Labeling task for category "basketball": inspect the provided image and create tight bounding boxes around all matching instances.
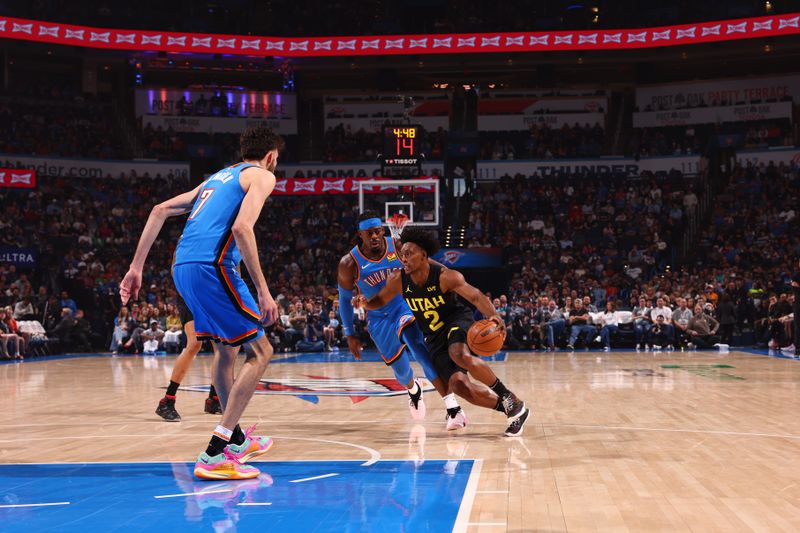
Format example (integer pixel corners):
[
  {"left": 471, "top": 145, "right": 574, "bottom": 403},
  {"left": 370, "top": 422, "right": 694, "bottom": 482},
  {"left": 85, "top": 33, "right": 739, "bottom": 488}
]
[{"left": 467, "top": 319, "right": 506, "bottom": 357}]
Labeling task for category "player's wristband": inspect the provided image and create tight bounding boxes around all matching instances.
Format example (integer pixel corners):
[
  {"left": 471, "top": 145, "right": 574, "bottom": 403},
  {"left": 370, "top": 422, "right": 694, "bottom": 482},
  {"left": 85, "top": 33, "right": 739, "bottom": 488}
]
[{"left": 338, "top": 285, "right": 355, "bottom": 336}]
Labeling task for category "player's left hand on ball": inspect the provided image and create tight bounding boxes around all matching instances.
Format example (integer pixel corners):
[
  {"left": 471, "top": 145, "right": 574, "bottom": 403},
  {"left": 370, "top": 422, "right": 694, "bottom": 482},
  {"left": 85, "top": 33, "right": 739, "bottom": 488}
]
[
  {"left": 489, "top": 315, "right": 506, "bottom": 331},
  {"left": 258, "top": 291, "right": 279, "bottom": 326}
]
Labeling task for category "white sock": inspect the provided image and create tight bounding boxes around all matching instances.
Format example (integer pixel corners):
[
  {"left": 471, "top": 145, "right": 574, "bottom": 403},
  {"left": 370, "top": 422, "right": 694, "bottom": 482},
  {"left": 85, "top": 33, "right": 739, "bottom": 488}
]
[
  {"left": 408, "top": 381, "right": 420, "bottom": 396},
  {"left": 443, "top": 393, "right": 459, "bottom": 409},
  {"left": 213, "top": 425, "right": 233, "bottom": 440}
]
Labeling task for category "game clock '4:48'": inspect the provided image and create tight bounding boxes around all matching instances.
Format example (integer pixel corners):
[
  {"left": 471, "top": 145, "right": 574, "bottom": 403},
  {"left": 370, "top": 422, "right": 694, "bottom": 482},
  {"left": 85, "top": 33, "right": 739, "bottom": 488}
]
[{"left": 382, "top": 125, "right": 422, "bottom": 177}]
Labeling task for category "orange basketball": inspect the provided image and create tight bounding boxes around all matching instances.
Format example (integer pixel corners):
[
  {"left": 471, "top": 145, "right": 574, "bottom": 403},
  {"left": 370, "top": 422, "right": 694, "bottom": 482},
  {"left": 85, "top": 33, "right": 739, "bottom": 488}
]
[{"left": 467, "top": 319, "right": 506, "bottom": 357}]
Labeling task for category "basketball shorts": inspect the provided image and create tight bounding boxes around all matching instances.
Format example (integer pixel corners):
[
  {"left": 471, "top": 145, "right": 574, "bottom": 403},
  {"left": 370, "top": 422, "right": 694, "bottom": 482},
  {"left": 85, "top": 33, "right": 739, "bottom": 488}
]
[
  {"left": 173, "top": 263, "right": 264, "bottom": 347},
  {"left": 366, "top": 301, "right": 416, "bottom": 365},
  {"left": 426, "top": 311, "right": 473, "bottom": 383},
  {"left": 176, "top": 291, "right": 193, "bottom": 324}
]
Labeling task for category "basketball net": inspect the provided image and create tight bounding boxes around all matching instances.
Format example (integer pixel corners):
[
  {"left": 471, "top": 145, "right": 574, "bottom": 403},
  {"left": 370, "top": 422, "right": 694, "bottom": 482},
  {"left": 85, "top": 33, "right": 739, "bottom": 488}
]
[{"left": 386, "top": 213, "right": 410, "bottom": 240}]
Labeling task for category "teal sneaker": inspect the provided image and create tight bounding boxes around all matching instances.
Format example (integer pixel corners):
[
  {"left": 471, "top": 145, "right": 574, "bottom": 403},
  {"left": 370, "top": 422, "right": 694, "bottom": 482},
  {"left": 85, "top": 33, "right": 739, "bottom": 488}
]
[{"left": 194, "top": 449, "right": 260, "bottom": 480}]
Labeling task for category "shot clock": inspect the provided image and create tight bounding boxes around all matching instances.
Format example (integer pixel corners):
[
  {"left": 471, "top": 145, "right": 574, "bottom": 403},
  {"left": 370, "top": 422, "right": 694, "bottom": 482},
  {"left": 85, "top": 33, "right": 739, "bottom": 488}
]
[{"left": 381, "top": 125, "right": 423, "bottom": 177}]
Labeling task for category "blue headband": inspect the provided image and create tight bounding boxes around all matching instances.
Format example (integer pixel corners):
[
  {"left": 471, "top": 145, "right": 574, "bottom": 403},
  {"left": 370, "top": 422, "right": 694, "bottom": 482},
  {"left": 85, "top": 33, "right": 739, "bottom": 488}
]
[{"left": 358, "top": 218, "right": 383, "bottom": 231}]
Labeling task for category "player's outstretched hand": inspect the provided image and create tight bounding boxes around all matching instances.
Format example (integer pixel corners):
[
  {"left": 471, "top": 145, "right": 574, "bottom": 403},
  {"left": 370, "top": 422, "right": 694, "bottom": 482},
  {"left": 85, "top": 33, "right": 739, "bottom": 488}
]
[
  {"left": 347, "top": 335, "right": 363, "bottom": 360},
  {"left": 119, "top": 268, "right": 142, "bottom": 305},
  {"left": 259, "top": 291, "right": 279, "bottom": 326}
]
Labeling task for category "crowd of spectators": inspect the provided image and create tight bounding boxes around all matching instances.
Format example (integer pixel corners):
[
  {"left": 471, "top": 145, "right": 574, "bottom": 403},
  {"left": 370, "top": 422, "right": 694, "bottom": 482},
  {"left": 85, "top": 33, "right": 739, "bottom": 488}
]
[
  {"left": 481, "top": 123, "right": 605, "bottom": 160},
  {"left": 140, "top": 124, "right": 300, "bottom": 164},
  {"left": 1, "top": 158, "right": 798, "bottom": 357},
  {"left": 490, "top": 160, "right": 800, "bottom": 353},
  {"left": 0, "top": 89, "right": 125, "bottom": 159},
  {"left": 628, "top": 120, "right": 795, "bottom": 157}
]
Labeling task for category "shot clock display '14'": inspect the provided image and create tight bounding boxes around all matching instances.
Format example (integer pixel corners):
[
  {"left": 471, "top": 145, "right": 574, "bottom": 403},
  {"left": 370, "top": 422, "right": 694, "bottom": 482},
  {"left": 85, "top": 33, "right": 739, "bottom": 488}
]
[{"left": 381, "top": 125, "right": 423, "bottom": 177}]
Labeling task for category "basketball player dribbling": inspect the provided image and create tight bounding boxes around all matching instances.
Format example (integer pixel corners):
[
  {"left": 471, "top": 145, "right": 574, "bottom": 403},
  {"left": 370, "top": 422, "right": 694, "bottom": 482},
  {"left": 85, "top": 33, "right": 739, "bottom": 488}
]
[
  {"left": 121, "top": 126, "right": 282, "bottom": 480},
  {"left": 363, "top": 227, "right": 530, "bottom": 436},
  {"left": 154, "top": 294, "right": 222, "bottom": 422},
  {"left": 337, "top": 212, "right": 468, "bottom": 429}
]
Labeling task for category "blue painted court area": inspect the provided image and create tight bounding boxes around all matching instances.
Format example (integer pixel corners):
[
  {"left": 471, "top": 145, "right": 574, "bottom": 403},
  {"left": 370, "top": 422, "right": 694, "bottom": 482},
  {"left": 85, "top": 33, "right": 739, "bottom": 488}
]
[{"left": 0, "top": 460, "right": 473, "bottom": 532}]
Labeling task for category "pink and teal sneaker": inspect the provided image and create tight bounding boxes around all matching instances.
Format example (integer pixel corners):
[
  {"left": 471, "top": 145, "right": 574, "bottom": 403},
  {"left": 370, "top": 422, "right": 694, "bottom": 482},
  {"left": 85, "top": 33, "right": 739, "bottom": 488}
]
[
  {"left": 194, "top": 449, "right": 260, "bottom": 480},
  {"left": 225, "top": 425, "right": 274, "bottom": 463}
]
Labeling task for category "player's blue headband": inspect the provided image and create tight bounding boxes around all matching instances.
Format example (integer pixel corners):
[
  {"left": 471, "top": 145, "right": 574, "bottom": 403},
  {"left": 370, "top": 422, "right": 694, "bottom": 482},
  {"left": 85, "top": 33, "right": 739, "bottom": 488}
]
[{"left": 358, "top": 218, "right": 383, "bottom": 231}]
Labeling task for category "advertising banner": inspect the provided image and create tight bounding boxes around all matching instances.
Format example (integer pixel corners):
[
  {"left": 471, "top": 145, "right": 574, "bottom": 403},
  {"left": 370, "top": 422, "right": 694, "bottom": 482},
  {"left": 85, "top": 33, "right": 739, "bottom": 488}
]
[
  {"left": 136, "top": 88, "right": 296, "bottom": 119},
  {"left": 1, "top": 15, "right": 798, "bottom": 57},
  {"left": 636, "top": 74, "right": 800, "bottom": 111},
  {"left": 633, "top": 101, "right": 792, "bottom": 127},
  {"left": 735, "top": 148, "right": 800, "bottom": 166},
  {"left": 142, "top": 114, "right": 298, "bottom": 135},
  {"left": 0, "top": 168, "right": 36, "bottom": 188},
  {"left": 0, "top": 247, "right": 37, "bottom": 268},
  {"left": 270, "top": 177, "right": 437, "bottom": 195},
  {"left": 0, "top": 154, "right": 189, "bottom": 179},
  {"left": 475, "top": 155, "right": 701, "bottom": 179}
]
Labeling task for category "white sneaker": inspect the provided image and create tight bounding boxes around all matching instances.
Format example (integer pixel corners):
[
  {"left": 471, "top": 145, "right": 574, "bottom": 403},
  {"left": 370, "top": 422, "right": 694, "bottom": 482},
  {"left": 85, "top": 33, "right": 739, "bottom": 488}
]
[
  {"left": 603, "top": 346, "right": 611, "bottom": 352},
  {"left": 653, "top": 345, "right": 662, "bottom": 351},
  {"left": 635, "top": 344, "right": 641, "bottom": 351},
  {"left": 446, "top": 408, "right": 468, "bottom": 430},
  {"left": 781, "top": 344, "right": 795, "bottom": 353},
  {"left": 408, "top": 382, "right": 426, "bottom": 420}
]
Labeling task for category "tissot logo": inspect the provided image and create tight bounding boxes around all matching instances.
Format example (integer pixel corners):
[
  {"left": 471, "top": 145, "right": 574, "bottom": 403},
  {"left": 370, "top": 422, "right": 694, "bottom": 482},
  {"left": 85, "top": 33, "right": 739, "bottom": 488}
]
[{"left": 179, "top": 376, "right": 432, "bottom": 404}]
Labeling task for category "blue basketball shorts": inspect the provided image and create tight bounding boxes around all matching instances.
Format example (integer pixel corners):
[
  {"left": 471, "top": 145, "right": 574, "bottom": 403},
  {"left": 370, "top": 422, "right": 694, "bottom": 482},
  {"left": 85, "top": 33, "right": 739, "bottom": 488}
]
[
  {"left": 173, "top": 263, "right": 264, "bottom": 346},
  {"left": 366, "top": 302, "right": 416, "bottom": 365}
]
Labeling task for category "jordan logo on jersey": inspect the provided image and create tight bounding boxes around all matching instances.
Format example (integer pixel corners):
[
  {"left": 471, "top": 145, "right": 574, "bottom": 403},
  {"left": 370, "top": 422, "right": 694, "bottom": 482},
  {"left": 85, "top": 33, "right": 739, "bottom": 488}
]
[{"left": 363, "top": 267, "right": 397, "bottom": 288}]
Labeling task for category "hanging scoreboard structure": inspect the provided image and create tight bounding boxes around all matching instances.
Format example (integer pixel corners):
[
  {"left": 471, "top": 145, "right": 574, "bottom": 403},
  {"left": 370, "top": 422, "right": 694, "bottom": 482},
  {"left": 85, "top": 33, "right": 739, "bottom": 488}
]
[{"left": 381, "top": 125, "right": 423, "bottom": 177}]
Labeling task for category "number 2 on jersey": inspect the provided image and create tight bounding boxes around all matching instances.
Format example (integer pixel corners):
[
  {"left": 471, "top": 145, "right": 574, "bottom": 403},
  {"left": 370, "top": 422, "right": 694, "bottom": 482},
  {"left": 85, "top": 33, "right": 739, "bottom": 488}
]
[
  {"left": 424, "top": 310, "right": 444, "bottom": 332},
  {"left": 188, "top": 189, "right": 214, "bottom": 220}
]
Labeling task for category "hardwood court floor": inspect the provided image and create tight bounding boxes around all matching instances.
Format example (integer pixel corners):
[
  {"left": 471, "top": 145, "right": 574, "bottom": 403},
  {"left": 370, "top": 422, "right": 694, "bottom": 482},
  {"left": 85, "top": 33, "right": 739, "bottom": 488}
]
[{"left": 1, "top": 349, "right": 799, "bottom": 532}]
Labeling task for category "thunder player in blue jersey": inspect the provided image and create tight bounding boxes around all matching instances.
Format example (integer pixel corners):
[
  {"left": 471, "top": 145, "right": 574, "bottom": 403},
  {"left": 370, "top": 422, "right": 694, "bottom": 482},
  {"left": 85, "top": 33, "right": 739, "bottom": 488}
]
[
  {"left": 121, "top": 126, "right": 281, "bottom": 480},
  {"left": 337, "top": 212, "right": 466, "bottom": 428}
]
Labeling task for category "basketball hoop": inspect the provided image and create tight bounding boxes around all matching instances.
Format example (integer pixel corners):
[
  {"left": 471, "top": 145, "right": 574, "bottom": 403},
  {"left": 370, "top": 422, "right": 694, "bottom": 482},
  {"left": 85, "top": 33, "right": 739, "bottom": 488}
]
[{"left": 387, "top": 213, "right": 410, "bottom": 240}]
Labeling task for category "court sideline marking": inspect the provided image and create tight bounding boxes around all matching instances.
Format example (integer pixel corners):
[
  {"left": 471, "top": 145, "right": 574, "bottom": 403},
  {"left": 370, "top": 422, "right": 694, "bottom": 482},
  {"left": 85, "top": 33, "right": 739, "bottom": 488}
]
[
  {"left": 452, "top": 459, "right": 483, "bottom": 533},
  {"left": 0, "top": 435, "right": 382, "bottom": 466},
  {"left": 0, "top": 502, "right": 70, "bottom": 509},
  {"left": 155, "top": 488, "right": 234, "bottom": 499},
  {"left": 289, "top": 473, "right": 339, "bottom": 483}
]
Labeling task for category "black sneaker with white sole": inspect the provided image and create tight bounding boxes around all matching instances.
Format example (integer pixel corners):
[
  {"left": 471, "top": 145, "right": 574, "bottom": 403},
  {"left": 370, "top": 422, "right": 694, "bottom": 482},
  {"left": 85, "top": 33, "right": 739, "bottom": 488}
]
[
  {"left": 501, "top": 392, "right": 525, "bottom": 418},
  {"left": 504, "top": 406, "right": 530, "bottom": 436},
  {"left": 156, "top": 398, "right": 181, "bottom": 422}
]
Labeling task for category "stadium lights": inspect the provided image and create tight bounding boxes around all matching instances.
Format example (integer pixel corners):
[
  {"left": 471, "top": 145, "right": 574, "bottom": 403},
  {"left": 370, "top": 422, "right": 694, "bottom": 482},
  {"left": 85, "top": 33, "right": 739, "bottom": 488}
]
[{"left": 765, "top": 1, "right": 773, "bottom": 14}]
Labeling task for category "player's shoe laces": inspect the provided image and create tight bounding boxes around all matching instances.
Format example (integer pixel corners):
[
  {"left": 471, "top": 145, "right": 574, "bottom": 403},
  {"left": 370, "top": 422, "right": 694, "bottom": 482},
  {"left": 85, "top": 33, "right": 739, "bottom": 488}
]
[
  {"left": 205, "top": 396, "right": 222, "bottom": 414},
  {"left": 501, "top": 392, "right": 525, "bottom": 419},
  {"left": 408, "top": 381, "right": 426, "bottom": 420},
  {"left": 446, "top": 407, "right": 468, "bottom": 430},
  {"left": 504, "top": 406, "right": 530, "bottom": 437},
  {"left": 155, "top": 398, "right": 181, "bottom": 422},
  {"left": 225, "top": 425, "right": 274, "bottom": 463},
  {"left": 194, "top": 449, "right": 260, "bottom": 480}
]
